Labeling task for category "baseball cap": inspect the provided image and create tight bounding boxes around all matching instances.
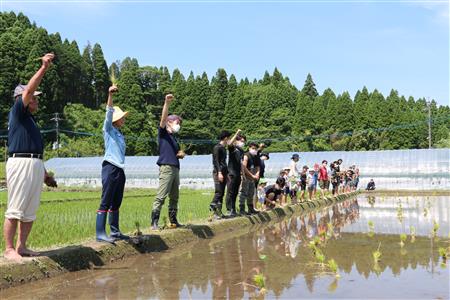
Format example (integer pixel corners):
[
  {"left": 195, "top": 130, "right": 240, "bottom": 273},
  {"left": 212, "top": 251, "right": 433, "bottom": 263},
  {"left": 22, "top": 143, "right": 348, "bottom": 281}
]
[
  {"left": 167, "top": 114, "right": 182, "bottom": 124},
  {"left": 291, "top": 153, "right": 300, "bottom": 160},
  {"left": 259, "top": 178, "right": 268, "bottom": 184},
  {"left": 14, "top": 84, "right": 42, "bottom": 98}
]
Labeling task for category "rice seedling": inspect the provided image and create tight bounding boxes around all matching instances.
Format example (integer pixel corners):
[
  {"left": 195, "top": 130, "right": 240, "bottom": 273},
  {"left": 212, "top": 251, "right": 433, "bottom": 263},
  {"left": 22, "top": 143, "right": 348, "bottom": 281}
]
[
  {"left": 410, "top": 226, "right": 416, "bottom": 243},
  {"left": 423, "top": 207, "right": 429, "bottom": 218},
  {"left": 133, "top": 221, "right": 142, "bottom": 236},
  {"left": 438, "top": 247, "right": 448, "bottom": 261},
  {"left": 327, "top": 259, "right": 340, "bottom": 277},
  {"left": 368, "top": 220, "right": 375, "bottom": 238},
  {"left": 399, "top": 234, "right": 407, "bottom": 248},
  {"left": 431, "top": 220, "right": 439, "bottom": 239},
  {"left": 259, "top": 254, "right": 267, "bottom": 260},
  {"left": 253, "top": 274, "right": 266, "bottom": 289},
  {"left": 396, "top": 203, "right": 403, "bottom": 223},
  {"left": 0, "top": 189, "right": 215, "bottom": 250},
  {"left": 110, "top": 71, "right": 118, "bottom": 85},
  {"left": 315, "top": 250, "right": 326, "bottom": 266},
  {"left": 373, "top": 242, "right": 382, "bottom": 263}
]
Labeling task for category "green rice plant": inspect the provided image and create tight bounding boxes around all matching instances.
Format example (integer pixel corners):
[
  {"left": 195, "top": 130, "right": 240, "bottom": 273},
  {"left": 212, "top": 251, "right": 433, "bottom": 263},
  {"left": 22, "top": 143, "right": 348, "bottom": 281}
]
[
  {"left": 367, "top": 220, "right": 375, "bottom": 238},
  {"left": 410, "top": 226, "right": 416, "bottom": 243},
  {"left": 259, "top": 254, "right": 267, "bottom": 260},
  {"left": 431, "top": 220, "right": 439, "bottom": 238},
  {"left": 438, "top": 247, "right": 448, "bottom": 261},
  {"left": 253, "top": 274, "right": 266, "bottom": 289},
  {"left": 396, "top": 203, "right": 403, "bottom": 223},
  {"left": 110, "top": 71, "right": 118, "bottom": 85},
  {"left": 373, "top": 242, "right": 382, "bottom": 263},
  {"left": 0, "top": 189, "right": 215, "bottom": 251},
  {"left": 399, "top": 234, "right": 407, "bottom": 248},
  {"left": 423, "top": 207, "right": 429, "bottom": 218},
  {"left": 327, "top": 259, "right": 340, "bottom": 277},
  {"left": 133, "top": 221, "right": 142, "bottom": 236}
]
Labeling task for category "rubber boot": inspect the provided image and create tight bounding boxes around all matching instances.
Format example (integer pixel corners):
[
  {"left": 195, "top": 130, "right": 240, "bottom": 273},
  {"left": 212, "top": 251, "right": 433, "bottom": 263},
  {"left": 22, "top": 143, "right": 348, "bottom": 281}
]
[
  {"left": 216, "top": 204, "right": 228, "bottom": 219},
  {"left": 151, "top": 211, "right": 160, "bottom": 230},
  {"left": 168, "top": 209, "right": 184, "bottom": 228},
  {"left": 247, "top": 204, "right": 259, "bottom": 215},
  {"left": 239, "top": 204, "right": 250, "bottom": 216},
  {"left": 210, "top": 205, "right": 221, "bottom": 220},
  {"left": 96, "top": 211, "right": 115, "bottom": 243},
  {"left": 108, "top": 210, "right": 130, "bottom": 240}
]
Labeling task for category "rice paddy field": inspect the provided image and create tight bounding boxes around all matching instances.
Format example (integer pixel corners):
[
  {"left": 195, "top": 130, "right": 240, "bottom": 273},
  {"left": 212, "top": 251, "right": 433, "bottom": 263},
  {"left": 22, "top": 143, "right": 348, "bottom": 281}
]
[
  {"left": 0, "top": 188, "right": 216, "bottom": 251},
  {"left": 0, "top": 186, "right": 336, "bottom": 252}
]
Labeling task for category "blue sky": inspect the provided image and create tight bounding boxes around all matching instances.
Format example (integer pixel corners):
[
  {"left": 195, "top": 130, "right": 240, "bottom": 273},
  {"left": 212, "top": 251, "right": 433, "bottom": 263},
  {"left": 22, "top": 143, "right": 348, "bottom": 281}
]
[{"left": 1, "top": 0, "right": 449, "bottom": 106}]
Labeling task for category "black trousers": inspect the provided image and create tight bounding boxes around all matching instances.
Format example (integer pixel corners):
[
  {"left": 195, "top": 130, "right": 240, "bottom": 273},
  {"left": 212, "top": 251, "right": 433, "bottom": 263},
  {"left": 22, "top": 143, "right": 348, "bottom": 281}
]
[
  {"left": 210, "top": 172, "right": 227, "bottom": 209},
  {"left": 225, "top": 173, "right": 241, "bottom": 212},
  {"left": 98, "top": 161, "right": 126, "bottom": 212}
]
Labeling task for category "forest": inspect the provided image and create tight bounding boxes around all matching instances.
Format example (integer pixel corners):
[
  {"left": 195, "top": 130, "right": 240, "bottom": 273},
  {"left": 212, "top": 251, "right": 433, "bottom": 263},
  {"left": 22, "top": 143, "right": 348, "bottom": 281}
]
[{"left": 1, "top": 12, "right": 449, "bottom": 159}]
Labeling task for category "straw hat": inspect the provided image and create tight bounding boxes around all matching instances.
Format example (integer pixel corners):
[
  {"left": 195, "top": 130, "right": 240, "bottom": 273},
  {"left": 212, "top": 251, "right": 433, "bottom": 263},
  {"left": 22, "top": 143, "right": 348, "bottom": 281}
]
[{"left": 112, "top": 106, "right": 129, "bottom": 123}]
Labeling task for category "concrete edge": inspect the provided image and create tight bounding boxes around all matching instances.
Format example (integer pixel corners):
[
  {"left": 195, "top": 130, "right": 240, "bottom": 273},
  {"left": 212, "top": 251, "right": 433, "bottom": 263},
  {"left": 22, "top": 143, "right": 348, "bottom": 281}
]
[{"left": 0, "top": 191, "right": 360, "bottom": 289}]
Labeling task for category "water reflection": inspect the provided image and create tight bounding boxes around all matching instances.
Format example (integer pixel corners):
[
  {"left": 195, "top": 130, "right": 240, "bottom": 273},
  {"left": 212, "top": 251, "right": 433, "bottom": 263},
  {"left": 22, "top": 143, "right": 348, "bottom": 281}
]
[{"left": 3, "top": 196, "right": 449, "bottom": 299}]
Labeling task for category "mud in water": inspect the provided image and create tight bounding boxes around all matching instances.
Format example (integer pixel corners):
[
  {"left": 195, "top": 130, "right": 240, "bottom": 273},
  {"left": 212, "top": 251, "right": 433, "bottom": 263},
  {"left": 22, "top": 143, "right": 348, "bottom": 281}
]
[{"left": 2, "top": 194, "right": 449, "bottom": 299}]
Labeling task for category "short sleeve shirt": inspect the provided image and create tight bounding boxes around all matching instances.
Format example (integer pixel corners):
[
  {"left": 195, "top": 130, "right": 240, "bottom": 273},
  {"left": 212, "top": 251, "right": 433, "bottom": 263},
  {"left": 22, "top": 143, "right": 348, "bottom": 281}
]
[
  {"left": 8, "top": 97, "right": 43, "bottom": 154},
  {"left": 156, "top": 126, "right": 180, "bottom": 168}
]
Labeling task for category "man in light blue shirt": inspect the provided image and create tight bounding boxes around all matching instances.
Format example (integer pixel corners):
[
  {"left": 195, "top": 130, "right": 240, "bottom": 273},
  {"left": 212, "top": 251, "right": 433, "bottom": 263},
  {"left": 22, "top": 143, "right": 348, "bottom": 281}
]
[{"left": 96, "top": 85, "right": 129, "bottom": 243}]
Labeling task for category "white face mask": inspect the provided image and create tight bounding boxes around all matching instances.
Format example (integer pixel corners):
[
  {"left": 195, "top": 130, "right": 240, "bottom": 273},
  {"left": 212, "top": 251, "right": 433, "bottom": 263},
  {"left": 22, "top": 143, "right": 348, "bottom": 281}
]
[
  {"left": 236, "top": 141, "right": 245, "bottom": 148},
  {"left": 249, "top": 149, "right": 258, "bottom": 156},
  {"left": 172, "top": 124, "right": 181, "bottom": 133}
]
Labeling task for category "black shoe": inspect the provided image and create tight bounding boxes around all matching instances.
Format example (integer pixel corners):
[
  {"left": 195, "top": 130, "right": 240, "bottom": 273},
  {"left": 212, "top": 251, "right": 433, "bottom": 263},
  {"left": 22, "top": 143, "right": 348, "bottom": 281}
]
[
  {"left": 247, "top": 204, "right": 259, "bottom": 215},
  {"left": 239, "top": 205, "right": 250, "bottom": 216},
  {"left": 169, "top": 209, "right": 184, "bottom": 228},
  {"left": 226, "top": 210, "right": 238, "bottom": 218},
  {"left": 151, "top": 211, "right": 160, "bottom": 230}
]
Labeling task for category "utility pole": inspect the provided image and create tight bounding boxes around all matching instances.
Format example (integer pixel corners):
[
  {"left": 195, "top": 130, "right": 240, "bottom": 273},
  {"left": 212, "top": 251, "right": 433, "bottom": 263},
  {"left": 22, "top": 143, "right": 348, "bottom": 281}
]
[
  {"left": 427, "top": 98, "right": 432, "bottom": 149},
  {"left": 51, "top": 112, "right": 63, "bottom": 157}
]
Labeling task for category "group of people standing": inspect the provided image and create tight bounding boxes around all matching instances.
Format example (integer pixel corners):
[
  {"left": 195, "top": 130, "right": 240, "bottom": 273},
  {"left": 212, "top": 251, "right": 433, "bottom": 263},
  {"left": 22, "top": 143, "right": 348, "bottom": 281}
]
[
  {"left": 2, "top": 53, "right": 361, "bottom": 261},
  {"left": 256, "top": 157, "right": 359, "bottom": 211},
  {"left": 210, "top": 131, "right": 270, "bottom": 219},
  {"left": 2, "top": 53, "right": 188, "bottom": 257}
]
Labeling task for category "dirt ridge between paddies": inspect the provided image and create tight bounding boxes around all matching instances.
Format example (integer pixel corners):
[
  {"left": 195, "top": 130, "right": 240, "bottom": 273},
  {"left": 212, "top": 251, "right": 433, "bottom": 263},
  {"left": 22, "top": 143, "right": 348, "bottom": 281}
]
[{"left": 0, "top": 191, "right": 359, "bottom": 290}]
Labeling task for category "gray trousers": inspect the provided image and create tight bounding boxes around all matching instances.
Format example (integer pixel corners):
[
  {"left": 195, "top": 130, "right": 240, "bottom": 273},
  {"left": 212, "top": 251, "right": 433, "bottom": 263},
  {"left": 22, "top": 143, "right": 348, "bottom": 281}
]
[
  {"left": 239, "top": 177, "right": 255, "bottom": 206},
  {"left": 152, "top": 165, "right": 180, "bottom": 213}
]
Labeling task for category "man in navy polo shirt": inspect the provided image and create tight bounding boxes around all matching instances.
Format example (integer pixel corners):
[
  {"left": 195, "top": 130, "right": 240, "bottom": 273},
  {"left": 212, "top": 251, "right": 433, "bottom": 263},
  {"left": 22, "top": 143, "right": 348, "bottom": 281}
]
[
  {"left": 3, "top": 53, "right": 57, "bottom": 262},
  {"left": 151, "top": 94, "right": 185, "bottom": 230}
]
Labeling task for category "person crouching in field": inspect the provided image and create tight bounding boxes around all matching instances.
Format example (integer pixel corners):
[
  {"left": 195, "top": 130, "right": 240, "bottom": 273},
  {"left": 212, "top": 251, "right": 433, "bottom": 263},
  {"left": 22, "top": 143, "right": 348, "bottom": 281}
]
[
  {"left": 264, "top": 177, "right": 286, "bottom": 210},
  {"left": 96, "top": 85, "right": 129, "bottom": 243},
  {"left": 3, "top": 53, "right": 57, "bottom": 261},
  {"left": 151, "top": 94, "right": 185, "bottom": 230}
]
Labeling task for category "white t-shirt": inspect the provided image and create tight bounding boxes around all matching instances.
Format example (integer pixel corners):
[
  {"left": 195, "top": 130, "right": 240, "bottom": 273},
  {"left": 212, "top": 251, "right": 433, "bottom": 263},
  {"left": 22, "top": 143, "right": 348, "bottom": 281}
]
[{"left": 288, "top": 160, "right": 299, "bottom": 177}]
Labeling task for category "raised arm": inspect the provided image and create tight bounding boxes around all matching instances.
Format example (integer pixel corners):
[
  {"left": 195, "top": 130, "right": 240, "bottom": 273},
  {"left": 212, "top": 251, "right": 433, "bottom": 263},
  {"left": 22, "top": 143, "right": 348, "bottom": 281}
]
[
  {"left": 107, "top": 85, "right": 118, "bottom": 107},
  {"left": 22, "top": 53, "right": 54, "bottom": 106},
  {"left": 103, "top": 86, "right": 118, "bottom": 132},
  {"left": 227, "top": 129, "right": 242, "bottom": 145},
  {"left": 160, "top": 94, "right": 174, "bottom": 128}
]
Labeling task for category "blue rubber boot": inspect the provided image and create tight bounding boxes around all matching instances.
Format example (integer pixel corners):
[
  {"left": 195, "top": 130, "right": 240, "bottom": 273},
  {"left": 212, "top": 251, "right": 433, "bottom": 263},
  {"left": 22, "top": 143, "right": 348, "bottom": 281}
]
[
  {"left": 96, "top": 211, "right": 116, "bottom": 243},
  {"left": 108, "top": 210, "right": 130, "bottom": 240}
]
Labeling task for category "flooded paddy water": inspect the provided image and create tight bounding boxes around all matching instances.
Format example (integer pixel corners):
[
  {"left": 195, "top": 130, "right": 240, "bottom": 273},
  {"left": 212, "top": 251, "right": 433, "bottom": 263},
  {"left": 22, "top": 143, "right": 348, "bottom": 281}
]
[{"left": 2, "top": 193, "right": 449, "bottom": 299}]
